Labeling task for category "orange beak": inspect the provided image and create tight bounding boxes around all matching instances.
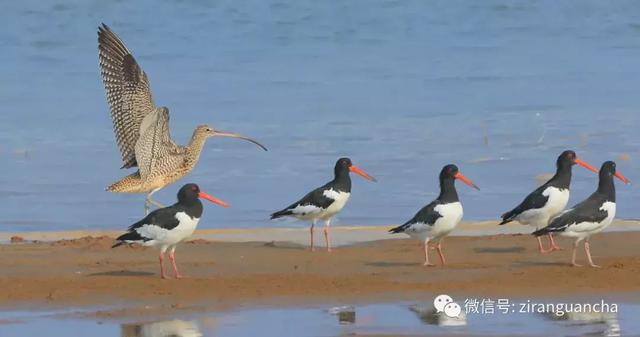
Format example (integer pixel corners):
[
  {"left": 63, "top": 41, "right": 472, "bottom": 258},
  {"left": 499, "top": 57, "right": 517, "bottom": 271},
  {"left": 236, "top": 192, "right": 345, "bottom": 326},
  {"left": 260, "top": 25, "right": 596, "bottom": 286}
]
[
  {"left": 614, "top": 171, "right": 631, "bottom": 184},
  {"left": 349, "top": 165, "right": 377, "bottom": 182},
  {"left": 574, "top": 158, "right": 599, "bottom": 174},
  {"left": 454, "top": 172, "right": 480, "bottom": 190},
  {"left": 198, "top": 191, "right": 230, "bottom": 208}
]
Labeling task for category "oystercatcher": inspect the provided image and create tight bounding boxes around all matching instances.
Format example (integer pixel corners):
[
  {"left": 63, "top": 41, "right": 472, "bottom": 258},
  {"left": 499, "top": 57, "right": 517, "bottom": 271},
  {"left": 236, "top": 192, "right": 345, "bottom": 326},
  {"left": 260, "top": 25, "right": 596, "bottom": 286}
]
[
  {"left": 112, "top": 183, "right": 228, "bottom": 279},
  {"left": 533, "top": 161, "right": 629, "bottom": 267},
  {"left": 270, "top": 157, "right": 376, "bottom": 252},
  {"left": 389, "top": 164, "right": 479, "bottom": 266},
  {"left": 499, "top": 150, "right": 598, "bottom": 253}
]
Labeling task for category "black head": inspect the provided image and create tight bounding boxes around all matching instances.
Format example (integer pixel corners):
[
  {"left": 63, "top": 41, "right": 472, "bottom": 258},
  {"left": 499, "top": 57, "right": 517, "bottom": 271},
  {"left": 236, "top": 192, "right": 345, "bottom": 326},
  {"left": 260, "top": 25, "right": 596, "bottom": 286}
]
[
  {"left": 439, "top": 164, "right": 479, "bottom": 190},
  {"left": 440, "top": 164, "right": 459, "bottom": 180},
  {"left": 556, "top": 150, "right": 598, "bottom": 173},
  {"left": 557, "top": 150, "right": 577, "bottom": 169},
  {"left": 177, "top": 183, "right": 200, "bottom": 203},
  {"left": 176, "top": 183, "right": 230, "bottom": 208},
  {"left": 600, "top": 161, "right": 630, "bottom": 184},
  {"left": 335, "top": 157, "right": 353, "bottom": 174},
  {"left": 334, "top": 157, "right": 377, "bottom": 182}
]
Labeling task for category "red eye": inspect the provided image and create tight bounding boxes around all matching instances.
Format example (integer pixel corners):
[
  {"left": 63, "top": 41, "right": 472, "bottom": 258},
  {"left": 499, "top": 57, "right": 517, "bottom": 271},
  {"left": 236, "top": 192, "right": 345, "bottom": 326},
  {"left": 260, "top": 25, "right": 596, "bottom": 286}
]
[{"left": 191, "top": 186, "right": 197, "bottom": 191}]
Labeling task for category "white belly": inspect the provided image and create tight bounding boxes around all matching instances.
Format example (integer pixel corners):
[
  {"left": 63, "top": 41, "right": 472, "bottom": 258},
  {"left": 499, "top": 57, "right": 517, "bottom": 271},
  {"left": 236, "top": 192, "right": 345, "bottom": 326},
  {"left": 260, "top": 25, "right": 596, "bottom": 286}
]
[
  {"left": 562, "top": 202, "right": 616, "bottom": 239},
  {"left": 319, "top": 189, "right": 350, "bottom": 220},
  {"left": 406, "top": 202, "right": 463, "bottom": 241},
  {"left": 516, "top": 187, "right": 569, "bottom": 228},
  {"left": 288, "top": 190, "right": 350, "bottom": 221},
  {"left": 136, "top": 212, "right": 200, "bottom": 248}
]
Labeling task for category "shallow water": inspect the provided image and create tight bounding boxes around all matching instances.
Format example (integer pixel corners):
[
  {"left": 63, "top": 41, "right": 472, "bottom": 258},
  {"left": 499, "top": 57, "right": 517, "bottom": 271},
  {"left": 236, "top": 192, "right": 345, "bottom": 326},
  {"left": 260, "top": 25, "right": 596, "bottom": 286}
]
[
  {"left": 2, "top": 298, "right": 636, "bottom": 337},
  {"left": 1, "top": 1, "right": 640, "bottom": 231}
]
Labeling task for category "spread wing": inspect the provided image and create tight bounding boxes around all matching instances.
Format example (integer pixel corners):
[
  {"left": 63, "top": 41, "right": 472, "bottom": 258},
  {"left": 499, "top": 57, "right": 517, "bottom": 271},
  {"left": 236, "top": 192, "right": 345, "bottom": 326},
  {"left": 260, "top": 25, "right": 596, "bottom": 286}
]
[
  {"left": 98, "top": 23, "right": 156, "bottom": 169},
  {"left": 134, "top": 107, "right": 184, "bottom": 179}
]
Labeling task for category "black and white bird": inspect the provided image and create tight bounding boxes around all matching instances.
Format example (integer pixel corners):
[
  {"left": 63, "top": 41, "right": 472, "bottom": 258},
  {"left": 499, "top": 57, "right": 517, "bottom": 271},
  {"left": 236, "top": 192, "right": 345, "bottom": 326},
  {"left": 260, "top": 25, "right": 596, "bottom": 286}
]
[
  {"left": 499, "top": 150, "right": 598, "bottom": 253},
  {"left": 112, "top": 183, "right": 228, "bottom": 279},
  {"left": 533, "top": 161, "right": 629, "bottom": 267},
  {"left": 270, "top": 158, "right": 376, "bottom": 252},
  {"left": 389, "top": 164, "right": 479, "bottom": 266}
]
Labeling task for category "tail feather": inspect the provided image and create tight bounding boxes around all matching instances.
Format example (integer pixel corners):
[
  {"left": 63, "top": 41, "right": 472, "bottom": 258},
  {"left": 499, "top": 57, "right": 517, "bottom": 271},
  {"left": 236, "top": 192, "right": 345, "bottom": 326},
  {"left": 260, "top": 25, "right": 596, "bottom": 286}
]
[
  {"left": 270, "top": 209, "right": 292, "bottom": 220},
  {"left": 389, "top": 224, "right": 407, "bottom": 234},
  {"left": 532, "top": 225, "right": 563, "bottom": 237},
  {"left": 111, "top": 231, "right": 144, "bottom": 248},
  {"left": 499, "top": 210, "right": 517, "bottom": 225},
  {"left": 111, "top": 241, "right": 125, "bottom": 248},
  {"left": 532, "top": 227, "right": 549, "bottom": 237}
]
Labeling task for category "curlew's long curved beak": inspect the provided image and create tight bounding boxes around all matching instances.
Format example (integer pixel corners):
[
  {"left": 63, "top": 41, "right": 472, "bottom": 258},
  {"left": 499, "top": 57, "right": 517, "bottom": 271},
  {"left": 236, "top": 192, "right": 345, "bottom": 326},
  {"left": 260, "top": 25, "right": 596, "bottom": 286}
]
[
  {"left": 614, "top": 171, "right": 631, "bottom": 184},
  {"left": 574, "top": 158, "right": 599, "bottom": 174},
  {"left": 454, "top": 172, "right": 480, "bottom": 190},
  {"left": 213, "top": 130, "right": 268, "bottom": 151},
  {"left": 198, "top": 191, "right": 230, "bottom": 208},
  {"left": 349, "top": 165, "right": 377, "bottom": 182}
]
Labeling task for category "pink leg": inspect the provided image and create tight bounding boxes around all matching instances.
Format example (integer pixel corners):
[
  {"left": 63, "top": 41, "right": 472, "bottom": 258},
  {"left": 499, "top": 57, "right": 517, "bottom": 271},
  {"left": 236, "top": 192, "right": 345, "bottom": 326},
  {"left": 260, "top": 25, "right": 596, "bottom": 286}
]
[
  {"left": 548, "top": 234, "right": 562, "bottom": 251},
  {"left": 423, "top": 239, "right": 434, "bottom": 267},
  {"left": 309, "top": 221, "right": 315, "bottom": 252},
  {"left": 323, "top": 219, "right": 332, "bottom": 253},
  {"left": 584, "top": 240, "right": 601, "bottom": 268},
  {"left": 159, "top": 252, "right": 167, "bottom": 279},
  {"left": 571, "top": 240, "right": 582, "bottom": 267},
  {"left": 169, "top": 248, "right": 184, "bottom": 279},
  {"left": 537, "top": 236, "right": 552, "bottom": 254},
  {"left": 436, "top": 241, "right": 446, "bottom": 265}
]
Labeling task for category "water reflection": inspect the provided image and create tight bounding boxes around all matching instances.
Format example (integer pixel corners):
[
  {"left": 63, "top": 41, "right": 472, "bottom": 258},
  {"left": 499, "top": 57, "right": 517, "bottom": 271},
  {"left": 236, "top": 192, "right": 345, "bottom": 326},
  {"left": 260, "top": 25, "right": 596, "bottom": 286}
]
[
  {"left": 328, "top": 306, "right": 356, "bottom": 325},
  {"left": 3, "top": 300, "right": 638, "bottom": 337},
  {"left": 409, "top": 304, "right": 467, "bottom": 327},
  {"left": 544, "top": 311, "right": 621, "bottom": 337},
  {"left": 121, "top": 319, "right": 202, "bottom": 337}
]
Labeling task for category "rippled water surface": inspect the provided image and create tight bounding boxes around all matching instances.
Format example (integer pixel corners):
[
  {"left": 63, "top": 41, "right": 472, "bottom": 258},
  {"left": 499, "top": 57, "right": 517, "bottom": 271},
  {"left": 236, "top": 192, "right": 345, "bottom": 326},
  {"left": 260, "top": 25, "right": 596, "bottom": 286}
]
[{"left": 1, "top": 1, "right": 640, "bottom": 230}]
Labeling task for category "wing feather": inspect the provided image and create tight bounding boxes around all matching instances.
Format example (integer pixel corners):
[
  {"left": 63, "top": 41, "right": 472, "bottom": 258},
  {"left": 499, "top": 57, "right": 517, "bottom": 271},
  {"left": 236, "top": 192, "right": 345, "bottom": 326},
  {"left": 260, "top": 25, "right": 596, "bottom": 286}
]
[{"left": 98, "top": 24, "right": 156, "bottom": 169}]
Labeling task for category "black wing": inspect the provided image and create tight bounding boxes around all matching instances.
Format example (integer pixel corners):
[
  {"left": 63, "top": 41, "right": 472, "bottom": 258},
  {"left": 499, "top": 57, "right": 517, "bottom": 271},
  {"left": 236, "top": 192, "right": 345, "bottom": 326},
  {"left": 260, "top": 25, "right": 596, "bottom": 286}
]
[
  {"left": 500, "top": 185, "right": 551, "bottom": 225},
  {"left": 390, "top": 200, "right": 442, "bottom": 233},
  {"left": 113, "top": 206, "right": 180, "bottom": 246},
  {"left": 271, "top": 183, "right": 335, "bottom": 219},
  {"left": 533, "top": 193, "right": 608, "bottom": 236}
]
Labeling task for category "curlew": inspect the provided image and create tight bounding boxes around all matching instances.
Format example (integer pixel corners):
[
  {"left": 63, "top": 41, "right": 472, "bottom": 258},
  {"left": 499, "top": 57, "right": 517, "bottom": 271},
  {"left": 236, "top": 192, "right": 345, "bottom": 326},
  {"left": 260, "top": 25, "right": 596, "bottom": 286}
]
[{"left": 97, "top": 24, "right": 267, "bottom": 213}]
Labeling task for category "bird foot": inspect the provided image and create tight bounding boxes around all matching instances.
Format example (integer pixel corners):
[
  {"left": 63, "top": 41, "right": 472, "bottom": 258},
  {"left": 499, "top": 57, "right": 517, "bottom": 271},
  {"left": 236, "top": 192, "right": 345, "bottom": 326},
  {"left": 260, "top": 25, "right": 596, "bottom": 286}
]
[
  {"left": 589, "top": 264, "right": 602, "bottom": 268},
  {"left": 423, "top": 262, "right": 436, "bottom": 267},
  {"left": 550, "top": 245, "right": 563, "bottom": 252},
  {"left": 174, "top": 274, "right": 185, "bottom": 279},
  {"left": 539, "top": 248, "right": 553, "bottom": 254},
  {"left": 571, "top": 263, "right": 583, "bottom": 267}
]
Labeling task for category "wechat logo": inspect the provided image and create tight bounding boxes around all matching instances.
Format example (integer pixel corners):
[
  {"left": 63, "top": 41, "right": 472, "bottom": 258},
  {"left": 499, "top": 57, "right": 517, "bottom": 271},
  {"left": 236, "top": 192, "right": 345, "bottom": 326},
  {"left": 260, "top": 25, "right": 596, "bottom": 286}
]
[{"left": 433, "top": 294, "right": 462, "bottom": 318}]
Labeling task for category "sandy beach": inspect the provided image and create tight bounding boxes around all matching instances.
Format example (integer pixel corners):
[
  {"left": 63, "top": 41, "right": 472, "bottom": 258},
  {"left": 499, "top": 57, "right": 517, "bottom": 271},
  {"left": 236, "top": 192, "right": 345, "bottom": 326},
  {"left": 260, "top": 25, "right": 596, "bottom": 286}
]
[{"left": 1, "top": 222, "right": 639, "bottom": 315}]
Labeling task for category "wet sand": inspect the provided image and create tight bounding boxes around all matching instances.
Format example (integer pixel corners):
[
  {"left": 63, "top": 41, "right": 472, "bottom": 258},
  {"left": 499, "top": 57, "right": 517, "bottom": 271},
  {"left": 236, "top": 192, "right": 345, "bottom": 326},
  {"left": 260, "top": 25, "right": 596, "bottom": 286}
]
[{"left": 1, "top": 224, "right": 639, "bottom": 314}]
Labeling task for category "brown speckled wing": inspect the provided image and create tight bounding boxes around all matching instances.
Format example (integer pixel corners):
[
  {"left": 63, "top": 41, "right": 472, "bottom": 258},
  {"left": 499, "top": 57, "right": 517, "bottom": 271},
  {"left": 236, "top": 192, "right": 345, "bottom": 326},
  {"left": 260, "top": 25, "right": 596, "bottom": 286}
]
[{"left": 98, "top": 23, "right": 156, "bottom": 169}]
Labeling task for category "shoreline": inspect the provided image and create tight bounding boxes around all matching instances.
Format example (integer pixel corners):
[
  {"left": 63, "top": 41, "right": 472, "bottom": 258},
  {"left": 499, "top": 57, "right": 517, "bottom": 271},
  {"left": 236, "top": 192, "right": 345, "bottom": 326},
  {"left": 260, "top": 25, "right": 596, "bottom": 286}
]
[
  {"left": 2, "top": 219, "right": 639, "bottom": 246},
  {"left": 1, "top": 228, "right": 639, "bottom": 315}
]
